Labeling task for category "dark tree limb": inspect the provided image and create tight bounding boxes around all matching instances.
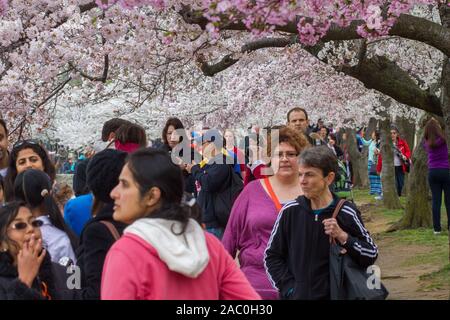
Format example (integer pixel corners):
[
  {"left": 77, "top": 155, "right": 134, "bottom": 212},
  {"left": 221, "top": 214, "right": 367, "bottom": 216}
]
[
  {"left": 198, "top": 33, "right": 442, "bottom": 116},
  {"left": 68, "top": 55, "right": 109, "bottom": 83},
  {"left": 8, "top": 77, "right": 72, "bottom": 137},
  {"left": 198, "top": 36, "right": 296, "bottom": 76},
  {"left": 339, "top": 55, "right": 442, "bottom": 116}
]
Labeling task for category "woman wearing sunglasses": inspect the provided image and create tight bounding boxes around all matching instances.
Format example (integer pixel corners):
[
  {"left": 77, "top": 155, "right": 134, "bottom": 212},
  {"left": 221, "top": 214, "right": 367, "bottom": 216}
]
[
  {"left": 0, "top": 202, "right": 71, "bottom": 299},
  {"left": 13, "top": 169, "right": 78, "bottom": 266},
  {"left": 3, "top": 140, "right": 56, "bottom": 202},
  {"left": 101, "top": 149, "right": 260, "bottom": 300}
]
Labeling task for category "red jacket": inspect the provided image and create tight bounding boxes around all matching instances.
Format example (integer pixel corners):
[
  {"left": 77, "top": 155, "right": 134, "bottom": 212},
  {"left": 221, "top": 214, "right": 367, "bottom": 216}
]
[{"left": 377, "top": 137, "right": 411, "bottom": 174}]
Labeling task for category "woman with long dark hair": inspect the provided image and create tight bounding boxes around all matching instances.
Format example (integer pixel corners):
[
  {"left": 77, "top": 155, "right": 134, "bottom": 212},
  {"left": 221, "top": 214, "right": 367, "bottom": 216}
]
[
  {"left": 159, "top": 117, "right": 199, "bottom": 195},
  {"left": 101, "top": 149, "right": 260, "bottom": 299},
  {"left": 3, "top": 140, "right": 56, "bottom": 202},
  {"left": 161, "top": 117, "right": 185, "bottom": 152},
  {"left": 423, "top": 118, "right": 450, "bottom": 234},
  {"left": 14, "top": 169, "right": 78, "bottom": 265}
]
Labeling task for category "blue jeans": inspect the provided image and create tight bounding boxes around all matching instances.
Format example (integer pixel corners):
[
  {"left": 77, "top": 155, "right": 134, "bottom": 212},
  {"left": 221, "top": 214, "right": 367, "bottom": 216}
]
[
  {"left": 428, "top": 169, "right": 450, "bottom": 232},
  {"left": 395, "top": 166, "right": 405, "bottom": 196},
  {"left": 206, "top": 227, "right": 224, "bottom": 240}
]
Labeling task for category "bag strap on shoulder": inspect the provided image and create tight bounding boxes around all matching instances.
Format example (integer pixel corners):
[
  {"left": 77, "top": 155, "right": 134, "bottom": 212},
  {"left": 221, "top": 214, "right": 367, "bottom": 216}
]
[
  {"left": 330, "top": 199, "right": 346, "bottom": 244},
  {"left": 263, "top": 177, "right": 282, "bottom": 212},
  {"left": 99, "top": 220, "right": 120, "bottom": 241}
]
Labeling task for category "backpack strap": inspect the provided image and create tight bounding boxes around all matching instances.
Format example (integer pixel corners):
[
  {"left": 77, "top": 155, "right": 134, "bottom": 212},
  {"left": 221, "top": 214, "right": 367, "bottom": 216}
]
[
  {"left": 329, "top": 199, "right": 346, "bottom": 244},
  {"left": 100, "top": 220, "right": 120, "bottom": 241},
  {"left": 263, "top": 177, "right": 282, "bottom": 212}
]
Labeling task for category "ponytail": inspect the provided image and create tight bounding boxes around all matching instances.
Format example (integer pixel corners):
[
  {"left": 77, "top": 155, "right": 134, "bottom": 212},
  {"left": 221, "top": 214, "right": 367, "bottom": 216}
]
[{"left": 14, "top": 169, "right": 79, "bottom": 250}]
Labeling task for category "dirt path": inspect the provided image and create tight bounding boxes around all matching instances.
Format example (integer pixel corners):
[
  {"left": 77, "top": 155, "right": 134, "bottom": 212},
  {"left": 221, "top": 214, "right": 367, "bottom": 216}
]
[
  {"left": 359, "top": 203, "right": 449, "bottom": 300},
  {"left": 376, "top": 238, "right": 448, "bottom": 300}
]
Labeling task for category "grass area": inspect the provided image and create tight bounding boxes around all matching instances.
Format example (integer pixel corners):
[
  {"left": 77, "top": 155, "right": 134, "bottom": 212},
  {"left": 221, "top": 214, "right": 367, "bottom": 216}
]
[
  {"left": 351, "top": 188, "right": 404, "bottom": 225},
  {"left": 387, "top": 229, "right": 449, "bottom": 267},
  {"left": 352, "top": 188, "right": 449, "bottom": 294}
]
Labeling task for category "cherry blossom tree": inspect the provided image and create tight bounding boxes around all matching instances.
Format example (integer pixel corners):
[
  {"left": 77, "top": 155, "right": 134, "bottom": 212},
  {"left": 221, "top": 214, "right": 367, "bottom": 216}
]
[{"left": 1, "top": 1, "right": 448, "bottom": 135}]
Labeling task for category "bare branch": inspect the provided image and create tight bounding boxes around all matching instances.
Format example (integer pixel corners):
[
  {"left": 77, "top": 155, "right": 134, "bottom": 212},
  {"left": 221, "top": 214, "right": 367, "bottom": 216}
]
[
  {"left": 198, "top": 36, "right": 296, "bottom": 76},
  {"left": 8, "top": 77, "right": 72, "bottom": 137},
  {"left": 69, "top": 55, "right": 109, "bottom": 83}
]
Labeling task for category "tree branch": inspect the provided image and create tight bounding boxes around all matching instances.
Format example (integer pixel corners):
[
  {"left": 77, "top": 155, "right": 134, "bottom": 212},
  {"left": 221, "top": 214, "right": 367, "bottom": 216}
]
[
  {"left": 339, "top": 55, "right": 442, "bottom": 116},
  {"left": 180, "top": 6, "right": 450, "bottom": 57},
  {"left": 197, "top": 37, "right": 296, "bottom": 76},
  {"left": 191, "top": 10, "right": 443, "bottom": 116},
  {"left": 0, "top": 2, "right": 97, "bottom": 58},
  {"left": 8, "top": 77, "right": 72, "bottom": 137},
  {"left": 68, "top": 55, "right": 109, "bottom": 83},
  {"left": 201, "top": 33, "right": 442, "bottom": 116}
]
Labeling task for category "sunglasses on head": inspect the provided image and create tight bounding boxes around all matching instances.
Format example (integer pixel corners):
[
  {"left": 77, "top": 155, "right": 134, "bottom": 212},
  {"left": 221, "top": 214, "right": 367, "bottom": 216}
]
[
  {"left": 10, "top": 219, "right": 43, "bottom": 231},
  {"left": 12, "top": 139, "right": 41, "bottom": 150}
]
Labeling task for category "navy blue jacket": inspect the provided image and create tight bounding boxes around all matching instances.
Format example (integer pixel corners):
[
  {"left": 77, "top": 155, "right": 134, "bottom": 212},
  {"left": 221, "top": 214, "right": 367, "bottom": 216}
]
[{"left": 191, "top": 154, "right": 234, "bottom": 228}]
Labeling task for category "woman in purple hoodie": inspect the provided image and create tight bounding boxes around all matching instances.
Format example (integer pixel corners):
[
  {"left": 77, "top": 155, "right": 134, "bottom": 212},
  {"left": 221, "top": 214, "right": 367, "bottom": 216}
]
[
  {"left": 222, "top": 126, "right": 310, "bottom": 299},
  {"left": 423, "top": 118, "right": 450, "bottom": 234}
]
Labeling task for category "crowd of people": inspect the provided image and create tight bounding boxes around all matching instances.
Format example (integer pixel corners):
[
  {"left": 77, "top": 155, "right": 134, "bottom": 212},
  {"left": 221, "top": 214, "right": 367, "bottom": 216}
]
[{"left": 0, "top": 108, "right": 448, "bottom": 300}]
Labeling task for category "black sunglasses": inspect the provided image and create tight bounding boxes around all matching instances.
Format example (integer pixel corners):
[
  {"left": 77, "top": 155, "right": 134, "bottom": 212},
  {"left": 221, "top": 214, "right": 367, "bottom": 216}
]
[
  {"left": 10, "top": 219, "right": 43, "bottom": 231},
  {"left": 12, "top": 139, "right": 41, "bottom": 150}
]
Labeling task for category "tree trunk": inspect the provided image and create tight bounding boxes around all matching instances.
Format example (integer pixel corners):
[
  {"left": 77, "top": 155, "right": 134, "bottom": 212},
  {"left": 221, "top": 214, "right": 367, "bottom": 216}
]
[
  {"left": 379, "top": 107, "right": 402, "bottom": 209},
  {"left": 396, "top": 117, "right": 416, "bottom": 196},
  {"left": 344, "top": 128, "right": 368, "bottom": 188},
  {"left": 393, "top": 114, "right": 432, "bottom": 230},
  {"left": 364, "top": 117, "right": 378, "bottom": 140}
]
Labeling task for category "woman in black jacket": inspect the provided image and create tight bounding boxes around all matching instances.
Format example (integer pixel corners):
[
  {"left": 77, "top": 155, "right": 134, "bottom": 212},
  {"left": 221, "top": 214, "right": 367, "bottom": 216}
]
[
  {"left": 0, "top": 201, "right": 72, "bottom": 300},
  {"left": 75, "top": 149, "right": 127, "bottom": 299}
]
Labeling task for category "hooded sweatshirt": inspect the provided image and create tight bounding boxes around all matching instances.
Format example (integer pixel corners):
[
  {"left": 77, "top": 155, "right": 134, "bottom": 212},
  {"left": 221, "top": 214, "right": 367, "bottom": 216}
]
[{"left": 101, "top": 218, "right": 260, "bottom": 300}]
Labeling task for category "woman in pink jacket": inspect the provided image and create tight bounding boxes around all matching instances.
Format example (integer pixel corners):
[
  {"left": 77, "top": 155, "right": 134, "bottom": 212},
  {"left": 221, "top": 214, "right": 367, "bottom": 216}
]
[{"left": 101, "top": 149, "right": 260, "bottom": 300}]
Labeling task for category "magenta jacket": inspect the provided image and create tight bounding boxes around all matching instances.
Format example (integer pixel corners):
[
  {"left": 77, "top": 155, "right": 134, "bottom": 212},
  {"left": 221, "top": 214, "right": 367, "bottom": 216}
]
[{"left": 222, "top": 180, "right": 284, "bottom": 300}]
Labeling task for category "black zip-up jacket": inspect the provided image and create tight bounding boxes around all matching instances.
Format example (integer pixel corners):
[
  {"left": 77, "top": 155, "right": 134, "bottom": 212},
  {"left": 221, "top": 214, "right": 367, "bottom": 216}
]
[
  {"left": 264, "top": 194, "right": 378, "bottom": 300},
  {"left": 0, "top": 251, "right": 75, "bottom": 300}
]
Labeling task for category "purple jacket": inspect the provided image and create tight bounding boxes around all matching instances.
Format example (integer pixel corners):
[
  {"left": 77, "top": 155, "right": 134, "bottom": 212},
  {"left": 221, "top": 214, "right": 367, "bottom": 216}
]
[
  {"left": 222, "top": 180, "right": 285, "bottom": 300},
  {"left": 423, "top": 137, "right": 449, "bottom": 169}
]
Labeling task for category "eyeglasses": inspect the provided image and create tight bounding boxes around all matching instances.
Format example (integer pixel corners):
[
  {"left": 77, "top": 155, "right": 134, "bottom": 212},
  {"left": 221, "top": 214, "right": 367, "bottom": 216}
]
[
  {"left": 274, "top": 152, "right": 299, "bottom": 159},
  {"left": 12, "top": 139, "right": 41, "bottom": 150},
  {"left": 9, "top": 219, "right": 43, "bottom": 231}
]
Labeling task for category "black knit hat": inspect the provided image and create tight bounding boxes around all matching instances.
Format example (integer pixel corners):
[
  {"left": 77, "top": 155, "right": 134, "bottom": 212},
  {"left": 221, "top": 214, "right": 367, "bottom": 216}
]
[{"left": 86, "top": 149, "right": 127, "bottom": 203}]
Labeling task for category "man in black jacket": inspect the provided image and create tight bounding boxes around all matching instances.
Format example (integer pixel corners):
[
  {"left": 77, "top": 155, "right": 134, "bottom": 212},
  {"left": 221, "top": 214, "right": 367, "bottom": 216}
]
[{"left": 264, "top": 146, "right": 378, "bottom": 300}]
